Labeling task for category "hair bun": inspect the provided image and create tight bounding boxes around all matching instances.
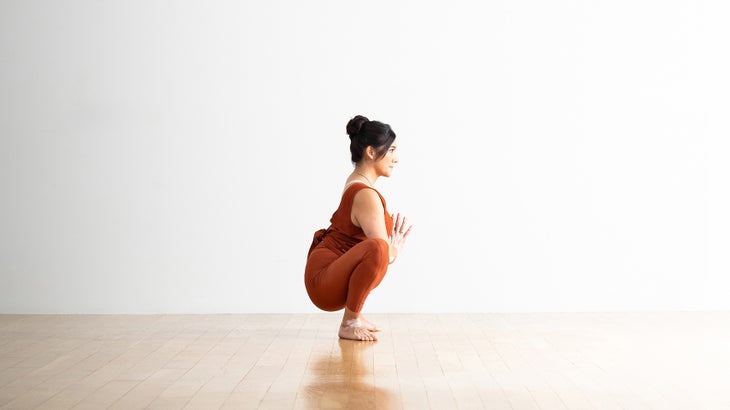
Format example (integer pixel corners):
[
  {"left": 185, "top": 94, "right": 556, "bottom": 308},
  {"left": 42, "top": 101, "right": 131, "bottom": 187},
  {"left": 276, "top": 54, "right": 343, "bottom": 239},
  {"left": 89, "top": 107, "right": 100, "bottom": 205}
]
[{"left": 346, "top": 115, "right": 369, "bottom": 138}]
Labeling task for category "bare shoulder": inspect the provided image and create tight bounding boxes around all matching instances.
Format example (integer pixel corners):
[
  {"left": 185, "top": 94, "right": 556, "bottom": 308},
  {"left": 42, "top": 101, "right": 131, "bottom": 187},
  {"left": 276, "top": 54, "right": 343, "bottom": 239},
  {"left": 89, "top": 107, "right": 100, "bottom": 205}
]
[{"left": 352, "top": 187, "right": 383, "bottom": 211}]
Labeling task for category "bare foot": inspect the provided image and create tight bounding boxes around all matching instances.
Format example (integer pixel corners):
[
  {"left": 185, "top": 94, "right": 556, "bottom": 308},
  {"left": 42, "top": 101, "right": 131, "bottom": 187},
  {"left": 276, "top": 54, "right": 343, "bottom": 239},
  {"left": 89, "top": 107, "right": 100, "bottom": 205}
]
[
  {"left": 339, "top": 319, "right": 377, "bottom": 341},
  {"left": 360, "top": 316, "right": 381, "bottom": 332}
]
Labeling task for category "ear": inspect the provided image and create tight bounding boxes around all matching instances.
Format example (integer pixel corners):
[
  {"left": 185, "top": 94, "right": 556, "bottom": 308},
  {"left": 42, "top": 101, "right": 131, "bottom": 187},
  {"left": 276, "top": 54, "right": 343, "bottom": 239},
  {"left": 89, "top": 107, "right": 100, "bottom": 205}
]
[{"left": 365, "top": 146, "right": 376, "bottom": 160}]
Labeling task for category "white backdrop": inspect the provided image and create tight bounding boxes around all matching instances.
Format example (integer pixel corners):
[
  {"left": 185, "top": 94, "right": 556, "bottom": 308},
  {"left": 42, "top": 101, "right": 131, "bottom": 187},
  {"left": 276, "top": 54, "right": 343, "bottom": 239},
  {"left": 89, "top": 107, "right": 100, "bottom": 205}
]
[{"left": 1, "top": 0, "right": 728, "bottom": 313}]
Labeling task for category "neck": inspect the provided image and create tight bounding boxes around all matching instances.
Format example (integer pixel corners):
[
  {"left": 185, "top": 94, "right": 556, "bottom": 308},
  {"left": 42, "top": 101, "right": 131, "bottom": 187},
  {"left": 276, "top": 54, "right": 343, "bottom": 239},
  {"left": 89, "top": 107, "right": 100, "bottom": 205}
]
[{"left": 353, "top": 167, "right": 376, "bottom": 187}]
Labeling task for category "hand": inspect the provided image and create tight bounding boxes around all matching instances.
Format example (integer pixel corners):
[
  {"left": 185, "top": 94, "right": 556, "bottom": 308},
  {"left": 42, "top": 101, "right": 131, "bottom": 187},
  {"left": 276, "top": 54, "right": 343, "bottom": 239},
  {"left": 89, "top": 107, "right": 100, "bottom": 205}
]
[{"left": 390, "top": 212, "right": 413, "bottom": 256}]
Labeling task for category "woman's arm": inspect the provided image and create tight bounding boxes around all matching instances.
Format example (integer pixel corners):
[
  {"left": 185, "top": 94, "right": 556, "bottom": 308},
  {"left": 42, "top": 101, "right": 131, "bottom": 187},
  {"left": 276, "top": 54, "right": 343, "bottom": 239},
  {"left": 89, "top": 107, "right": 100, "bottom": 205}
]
[{"left": 351, "top": 189, "right": 411, "bottom": 263}]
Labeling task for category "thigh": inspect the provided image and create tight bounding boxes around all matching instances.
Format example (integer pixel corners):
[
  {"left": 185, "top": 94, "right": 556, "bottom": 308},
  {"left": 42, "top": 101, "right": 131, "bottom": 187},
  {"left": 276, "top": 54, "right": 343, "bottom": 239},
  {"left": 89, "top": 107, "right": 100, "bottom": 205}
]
[
  {"left": 319, "top": 240, "right": 377, "bottom": 282},
  {"left": 305, "top": 242, "right": 375, "bottom": 308}
]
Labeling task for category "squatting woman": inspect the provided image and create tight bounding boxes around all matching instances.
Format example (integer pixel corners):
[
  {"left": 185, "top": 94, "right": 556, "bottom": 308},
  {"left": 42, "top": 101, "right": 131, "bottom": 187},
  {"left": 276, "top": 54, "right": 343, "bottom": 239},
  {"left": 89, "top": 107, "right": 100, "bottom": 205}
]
[{"left": 304, "top": 115, "right": 413, "bottom": 341}]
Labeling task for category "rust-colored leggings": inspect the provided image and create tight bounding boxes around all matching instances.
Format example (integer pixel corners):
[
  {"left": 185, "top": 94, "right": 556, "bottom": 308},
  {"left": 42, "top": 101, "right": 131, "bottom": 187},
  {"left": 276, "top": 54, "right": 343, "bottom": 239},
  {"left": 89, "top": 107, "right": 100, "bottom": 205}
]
[{"left": 305, "top": 238, "right": 390, "bottom": 312}]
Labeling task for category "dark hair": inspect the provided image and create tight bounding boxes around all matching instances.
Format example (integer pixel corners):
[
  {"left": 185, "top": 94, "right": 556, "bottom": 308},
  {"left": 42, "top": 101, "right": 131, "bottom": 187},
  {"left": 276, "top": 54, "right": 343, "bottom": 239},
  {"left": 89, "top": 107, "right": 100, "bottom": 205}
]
[{"left": 346, "top": 115, "right": 396, "bottom": 163}]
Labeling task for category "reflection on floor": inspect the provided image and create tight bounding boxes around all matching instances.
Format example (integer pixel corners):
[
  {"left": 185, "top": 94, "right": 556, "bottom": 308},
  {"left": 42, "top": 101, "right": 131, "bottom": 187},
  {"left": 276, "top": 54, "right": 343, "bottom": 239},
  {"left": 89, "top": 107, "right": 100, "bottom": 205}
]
[
  {"left": 303, "top": 340, "right": 396, "bottom": 409},
  {"left": 1, "top": 312, "right": 730, "bottom": 409}
]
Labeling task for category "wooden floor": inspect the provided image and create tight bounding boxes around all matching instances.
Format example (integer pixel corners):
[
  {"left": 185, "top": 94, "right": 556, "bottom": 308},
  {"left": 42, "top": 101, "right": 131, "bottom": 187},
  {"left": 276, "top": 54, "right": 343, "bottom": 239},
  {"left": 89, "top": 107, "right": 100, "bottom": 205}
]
[{"left": 1, "top": 313, "right": 729, "bottom": 409}]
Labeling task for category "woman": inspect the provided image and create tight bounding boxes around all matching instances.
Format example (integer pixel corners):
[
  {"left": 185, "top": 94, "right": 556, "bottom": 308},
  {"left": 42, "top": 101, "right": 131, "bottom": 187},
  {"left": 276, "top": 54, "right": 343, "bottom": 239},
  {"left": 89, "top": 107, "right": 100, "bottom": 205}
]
[{"left": 305, "top": 115, "right": 413, "bottom": 341}]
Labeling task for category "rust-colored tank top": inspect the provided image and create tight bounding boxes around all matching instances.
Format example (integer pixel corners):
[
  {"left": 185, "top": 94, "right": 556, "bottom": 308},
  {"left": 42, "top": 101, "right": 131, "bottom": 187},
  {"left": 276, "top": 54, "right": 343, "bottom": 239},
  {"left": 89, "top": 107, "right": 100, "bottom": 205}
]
[{"left": 318, "top": 182, "right": 394, "bottom": 256}]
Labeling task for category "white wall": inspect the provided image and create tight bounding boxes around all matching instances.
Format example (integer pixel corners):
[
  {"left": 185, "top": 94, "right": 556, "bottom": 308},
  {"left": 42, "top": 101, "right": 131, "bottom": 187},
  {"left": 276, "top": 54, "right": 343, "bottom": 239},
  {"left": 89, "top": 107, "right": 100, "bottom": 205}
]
[{"left": 1, "top": 0, "right": 728, "bottom": 313}]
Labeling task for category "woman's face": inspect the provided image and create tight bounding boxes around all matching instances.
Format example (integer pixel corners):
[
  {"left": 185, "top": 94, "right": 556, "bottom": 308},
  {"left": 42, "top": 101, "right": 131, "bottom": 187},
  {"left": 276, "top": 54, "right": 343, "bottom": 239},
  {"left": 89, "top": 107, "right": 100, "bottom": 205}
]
[{"left": 374, "top": 143, "right": 398, "bottom": 177}]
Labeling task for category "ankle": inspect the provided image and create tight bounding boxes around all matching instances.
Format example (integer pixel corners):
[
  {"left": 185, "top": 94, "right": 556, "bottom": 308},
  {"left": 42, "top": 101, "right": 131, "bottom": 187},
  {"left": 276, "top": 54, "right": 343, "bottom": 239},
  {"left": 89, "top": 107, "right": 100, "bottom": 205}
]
[
  {"left": 341, "top": 318, "right": 363, "bottom": 328},
  {"left": 342, "top": 307, "right": 361, "bottom": 322}
]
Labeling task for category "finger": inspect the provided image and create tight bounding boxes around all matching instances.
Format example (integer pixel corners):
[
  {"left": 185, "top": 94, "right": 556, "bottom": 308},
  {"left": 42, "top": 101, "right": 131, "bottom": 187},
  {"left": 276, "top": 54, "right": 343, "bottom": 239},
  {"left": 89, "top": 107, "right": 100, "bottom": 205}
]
[
  {"left": 396, "top": 213, "right": 403, "bottom": 229},
  {"left": 402, "top": 225, "right": 413, "bottom": 239}
]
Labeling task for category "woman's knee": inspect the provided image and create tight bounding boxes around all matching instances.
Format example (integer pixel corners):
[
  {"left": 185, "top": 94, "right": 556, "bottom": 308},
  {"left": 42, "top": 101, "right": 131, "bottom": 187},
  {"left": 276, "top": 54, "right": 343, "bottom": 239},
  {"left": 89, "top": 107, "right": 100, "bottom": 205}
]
[{"left": 362, "top": 238, "right": 390, "bottom": 268}]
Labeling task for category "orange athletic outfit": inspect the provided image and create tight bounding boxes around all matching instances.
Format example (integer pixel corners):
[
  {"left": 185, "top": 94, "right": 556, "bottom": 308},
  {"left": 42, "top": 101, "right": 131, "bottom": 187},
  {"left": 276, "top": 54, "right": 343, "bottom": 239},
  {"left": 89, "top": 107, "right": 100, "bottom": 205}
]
[{"left": 305, "top": 182, "right": 394, "bottom": 312}]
